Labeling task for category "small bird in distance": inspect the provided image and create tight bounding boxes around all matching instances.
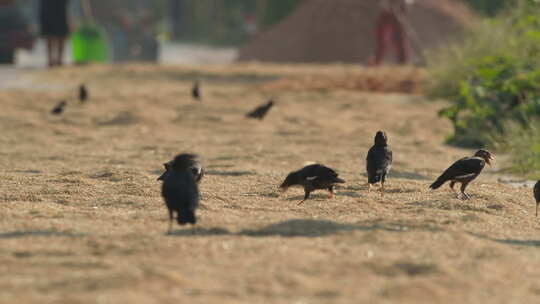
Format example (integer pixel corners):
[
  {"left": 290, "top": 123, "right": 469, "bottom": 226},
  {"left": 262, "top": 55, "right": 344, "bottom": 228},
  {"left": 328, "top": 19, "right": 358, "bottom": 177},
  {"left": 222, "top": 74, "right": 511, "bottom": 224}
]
[
  {"left": 79, "top": 84, "right": 88, "bottom": 103},
  {"left": 51, "top": 100, "right": 67, "bottom": 115},
  {"left": 192, "top": 80, "right": 201, "bottom": 101},
  {"left": 246, "top": 99, "right": 274, "bottom": 120}
]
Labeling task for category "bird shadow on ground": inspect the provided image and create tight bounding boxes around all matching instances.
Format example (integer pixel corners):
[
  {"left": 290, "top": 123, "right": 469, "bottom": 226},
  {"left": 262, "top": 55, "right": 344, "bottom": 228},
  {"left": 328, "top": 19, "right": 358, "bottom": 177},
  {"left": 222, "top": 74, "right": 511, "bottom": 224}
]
[
  {"left": 167, "top": 219, "right": 445, "bottom": 238},
  {"left": 467, "top": 232, "right": 540, "bottom": 247},
  {"left": 384, "top": 188, "right": 417, "bottom": 194},
  {"left": 261, "top": 192, "right": 280, "bottom": 198},
  {"left": 167, "top": 227, "right": 231, "bottom": 237},
  {"left": 205, "top": 170, "right": 256, "bottom": 177},
  {"left": 95, "top": 112, "right": 140, "bottom": 126},
  {"left": 0, "top": 230, "right": 83, "bottom": 239},
  {"left": 390, "top": 170, "right": 431, "bottom": 181},
  {"left": 408, "top": 200, "right": 493, "bottom": 214},
  {"left": 240, "top": 219, "right": 444, "bottom": 237},
  {"left": 342, "top": 184, "right": 367, "bottom": 191},
  {"left": 282, "top": 194, "right": 329, "bottom": 201},
  {"left": 337, "top": 191, "right": 364, "bottom": 198}
]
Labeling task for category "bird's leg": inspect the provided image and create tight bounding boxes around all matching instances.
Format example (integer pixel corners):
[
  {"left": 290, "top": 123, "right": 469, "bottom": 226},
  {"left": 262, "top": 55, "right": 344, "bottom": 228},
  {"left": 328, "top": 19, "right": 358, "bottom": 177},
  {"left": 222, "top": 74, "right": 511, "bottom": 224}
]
[
  {"left": 328, "top": 186, "right": 334, "bottom": 199},
  {"left": 536, "top": 203, "right": 538, "bottom": 217},
  {"left": 380, "top": 175, "right": 387, "bottom": 197},
  {"left": 449, "top": 181, "right": 456, "bottom": 193},
  {"left": 367, "top": 183, "right": 372, "bottom": 191},
  {"left": 298, "top": 189, "right": 311, "bottom": 205},
  {"left": 460, "top": 183, "right": 470, "bottom": 200}
]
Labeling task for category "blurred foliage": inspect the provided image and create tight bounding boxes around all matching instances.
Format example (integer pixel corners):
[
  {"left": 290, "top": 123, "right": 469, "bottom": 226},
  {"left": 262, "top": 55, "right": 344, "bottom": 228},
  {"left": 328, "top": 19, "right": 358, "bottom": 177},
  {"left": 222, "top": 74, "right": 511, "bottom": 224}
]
[
  {"left": 463, "top": 0, "right": 510, "bottom": 16},
  {"left": 427, "top": 0, "right": 540, "bottom": 175},
  {"left": 260, "top": 0, "right": 302, "bottom": 28},
  {"left": 491, "top": 120, "right": 540, "bottom": 178}
]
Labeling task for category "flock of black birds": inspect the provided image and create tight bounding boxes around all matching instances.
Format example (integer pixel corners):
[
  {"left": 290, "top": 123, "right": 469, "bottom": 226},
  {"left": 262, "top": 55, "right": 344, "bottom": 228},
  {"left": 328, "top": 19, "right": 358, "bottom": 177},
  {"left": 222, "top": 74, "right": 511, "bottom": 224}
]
[
  {"left": 157, "top": 129, "right": 496, "bottom": 232},
  {"left": 48, "top": 80, "right": 539, "bottom": 233}
]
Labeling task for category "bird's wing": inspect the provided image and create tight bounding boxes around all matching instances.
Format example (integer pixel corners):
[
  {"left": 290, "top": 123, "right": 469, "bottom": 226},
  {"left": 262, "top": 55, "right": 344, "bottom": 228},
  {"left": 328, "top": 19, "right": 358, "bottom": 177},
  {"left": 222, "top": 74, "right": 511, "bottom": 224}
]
[
  {"left": 438, "top": 157, "right": 484, "bottom": 180},
  {"left": 367, "top": 146, "right": 391, "bottom": 172},
  {"left": 297, "top": 164, "right": 329, "bottom": 181}
]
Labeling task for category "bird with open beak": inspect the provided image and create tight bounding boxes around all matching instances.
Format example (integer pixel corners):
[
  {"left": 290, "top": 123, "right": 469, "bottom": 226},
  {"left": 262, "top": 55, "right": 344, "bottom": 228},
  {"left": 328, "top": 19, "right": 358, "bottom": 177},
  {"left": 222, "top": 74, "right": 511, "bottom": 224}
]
[{"left": 429, "top": 149, "right": 494, "bottom": 200}]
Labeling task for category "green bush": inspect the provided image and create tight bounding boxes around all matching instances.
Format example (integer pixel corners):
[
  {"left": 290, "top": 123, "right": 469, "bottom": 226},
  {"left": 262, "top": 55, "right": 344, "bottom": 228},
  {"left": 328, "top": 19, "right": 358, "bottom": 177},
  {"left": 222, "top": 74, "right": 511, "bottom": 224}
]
[
  {"left": 464, "top": 0, "right": 509, "bottom": 16},
  {"left": 487, "top": 119, "right": 540, "bottom": 178},
  {"left": 427, "top": 1, "right": 540, "bottom": 148}
]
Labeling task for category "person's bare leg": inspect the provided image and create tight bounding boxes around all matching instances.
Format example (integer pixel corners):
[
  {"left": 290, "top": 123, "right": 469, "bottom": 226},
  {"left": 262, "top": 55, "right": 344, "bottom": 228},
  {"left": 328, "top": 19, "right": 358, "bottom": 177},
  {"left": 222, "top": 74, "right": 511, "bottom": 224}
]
[
  {"left": 57, "top": 36, "right": 66, "bottom": 66},
  {"left": 46, "top": 37, "right": 54, "bottom": 67},
  {"left": 51, "top": 37, "right": 60, "bottom": 66}
]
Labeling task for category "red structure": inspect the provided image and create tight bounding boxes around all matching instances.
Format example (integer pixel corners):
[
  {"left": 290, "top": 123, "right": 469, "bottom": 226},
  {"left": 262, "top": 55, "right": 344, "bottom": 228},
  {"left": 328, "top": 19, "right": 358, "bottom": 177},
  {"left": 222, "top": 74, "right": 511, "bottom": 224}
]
[
  {"left": 373, "top": 0, "right": 409, "bottom": 65},
  {"left": 238, "top": 0, "right": 474, "bottom": 64}
]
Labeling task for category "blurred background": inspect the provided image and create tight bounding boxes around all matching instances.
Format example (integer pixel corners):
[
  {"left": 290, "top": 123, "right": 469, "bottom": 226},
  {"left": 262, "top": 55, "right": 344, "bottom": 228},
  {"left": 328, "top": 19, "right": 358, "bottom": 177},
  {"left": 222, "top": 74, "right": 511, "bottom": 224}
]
[{"left": 0, "top": 0, "right": 509, "bottom": 67}]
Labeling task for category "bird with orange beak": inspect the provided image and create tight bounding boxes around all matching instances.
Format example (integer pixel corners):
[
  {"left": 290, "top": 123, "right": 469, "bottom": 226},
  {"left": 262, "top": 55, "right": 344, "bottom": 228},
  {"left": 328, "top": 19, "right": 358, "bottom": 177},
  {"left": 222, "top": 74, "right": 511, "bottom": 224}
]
[{"left": 429, "top": 149, "right": 494, "bottom": 200}]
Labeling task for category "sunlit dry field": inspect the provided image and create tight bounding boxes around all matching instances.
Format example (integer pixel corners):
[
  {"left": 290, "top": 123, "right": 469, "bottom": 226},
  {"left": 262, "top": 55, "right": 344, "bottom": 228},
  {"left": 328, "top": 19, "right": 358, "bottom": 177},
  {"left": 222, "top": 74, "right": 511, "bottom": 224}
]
[{"left": 1, "top": 64, "right": 539, "bottom": 304}]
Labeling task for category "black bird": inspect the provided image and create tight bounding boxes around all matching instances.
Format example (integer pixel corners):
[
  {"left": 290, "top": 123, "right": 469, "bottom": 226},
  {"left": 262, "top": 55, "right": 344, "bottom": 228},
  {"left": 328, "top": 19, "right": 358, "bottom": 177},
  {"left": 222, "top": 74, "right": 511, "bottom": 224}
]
[
  {"left": 429, "top": 149, "right": 494, "bottom": 200},
  {"left": 280, "top": 163, "right": 345, "bottom": 205},
  {"left": 51, "top": 100, "right": 66, "bottom": 115},
  {"left": 366, "top": 131, "right": 393, "bottom": 196},
  {"left": 161, "top": 153, "right": 200, "bottom": 232},
  {"left": 157, "top": 154, "right": 204, "bottom": 183},
  {"left": 79, "top": 84, "right": 88, "bottom": 103},
  {"left": 534, "top": 180, "right": 540, "bottom": 217},
  {"left": 192, "top": 80, "right": 201, "bottom": 101},
  {"left": 246, "top": 99, "right": 274, "bottom": 120}
]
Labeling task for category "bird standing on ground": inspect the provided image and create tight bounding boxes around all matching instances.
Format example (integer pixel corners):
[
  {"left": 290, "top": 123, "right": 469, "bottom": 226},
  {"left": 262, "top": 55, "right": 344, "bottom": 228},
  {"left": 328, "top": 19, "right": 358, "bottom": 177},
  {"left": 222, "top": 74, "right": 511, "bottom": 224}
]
[
  {"left": 161, "top": 154, "right": 200, "bottom": 232},
  {"left": 280, "top": 164, "right": 345, "bottom": 205},
  {"left": 366, "top": 131, "right": 393, "bottom": 196},
  {"left": 51, "top": 100, "right": 66, "bottom": 115},
  {"left": 79, "top": 84, "right": 88, "bottom": 103},
  {"left": 157, "top": 154, "right": 204, "bottom": 183},
  {"left": 246, "top": 99, "right": 274, "bottom": 120},
  {"left": 192, "top": 80, "right": 201, "bottom": 101},
  {"left": 429, "top": 149, "right": 494, "bottom": 200},
  {"left": 534, "top": 180, "right": 540, "bottom": 217}
]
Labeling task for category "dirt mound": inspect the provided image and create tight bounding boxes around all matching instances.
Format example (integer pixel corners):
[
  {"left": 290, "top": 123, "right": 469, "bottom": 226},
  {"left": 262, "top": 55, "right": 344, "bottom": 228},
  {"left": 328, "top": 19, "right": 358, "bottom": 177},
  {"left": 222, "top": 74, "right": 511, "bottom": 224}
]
[{"left": 238, "top": 0, "right": 475, "bottom": 64}]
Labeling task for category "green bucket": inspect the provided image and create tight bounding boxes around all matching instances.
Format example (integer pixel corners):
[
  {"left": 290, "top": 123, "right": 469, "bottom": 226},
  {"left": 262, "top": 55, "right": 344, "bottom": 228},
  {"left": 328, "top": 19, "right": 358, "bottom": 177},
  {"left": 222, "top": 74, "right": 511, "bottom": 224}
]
[{"left": 71, "top": 23, "right": 108, "bottom": 64}]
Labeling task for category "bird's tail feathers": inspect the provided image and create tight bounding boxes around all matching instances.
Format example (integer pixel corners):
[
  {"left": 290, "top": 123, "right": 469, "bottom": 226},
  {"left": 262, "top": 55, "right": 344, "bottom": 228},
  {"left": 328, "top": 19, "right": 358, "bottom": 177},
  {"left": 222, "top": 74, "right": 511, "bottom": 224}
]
[{"left": 429, "top": 177, "right": 446, "bottom": 190}]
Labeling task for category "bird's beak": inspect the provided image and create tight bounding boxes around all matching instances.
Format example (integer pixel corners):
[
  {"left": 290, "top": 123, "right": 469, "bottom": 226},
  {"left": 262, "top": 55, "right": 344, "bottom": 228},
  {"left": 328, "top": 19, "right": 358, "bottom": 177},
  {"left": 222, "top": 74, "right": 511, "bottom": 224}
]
[{"left": 486, "top": 155, "right": 494, "bottom": 166}]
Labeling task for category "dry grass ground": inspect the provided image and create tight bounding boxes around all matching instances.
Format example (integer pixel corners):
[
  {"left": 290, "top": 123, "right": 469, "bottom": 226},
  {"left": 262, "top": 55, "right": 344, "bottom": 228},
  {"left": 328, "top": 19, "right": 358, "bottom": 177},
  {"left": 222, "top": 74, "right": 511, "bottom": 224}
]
[{"left": 1, "top": 64, "right": 539, "bottom": 304}]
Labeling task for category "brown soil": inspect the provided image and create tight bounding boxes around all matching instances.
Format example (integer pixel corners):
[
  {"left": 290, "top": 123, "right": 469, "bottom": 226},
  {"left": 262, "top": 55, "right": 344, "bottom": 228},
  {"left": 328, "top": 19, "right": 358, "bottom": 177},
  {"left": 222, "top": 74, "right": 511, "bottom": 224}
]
[
  {"left": 1, "top": 64, "right": 539, "bottom": 304},
  {"left": 238, "top": 0, "right": 475, "bottom": 64}
]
